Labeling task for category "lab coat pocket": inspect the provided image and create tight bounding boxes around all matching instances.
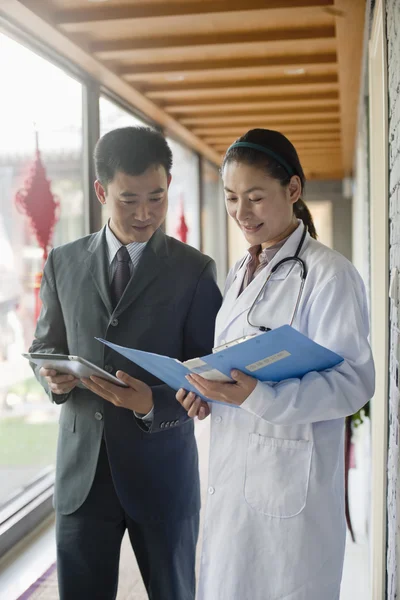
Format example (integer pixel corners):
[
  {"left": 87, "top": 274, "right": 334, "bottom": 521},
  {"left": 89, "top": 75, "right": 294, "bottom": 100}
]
[{"left": 244, "top": 433, "right": 313, "bottom": 518}]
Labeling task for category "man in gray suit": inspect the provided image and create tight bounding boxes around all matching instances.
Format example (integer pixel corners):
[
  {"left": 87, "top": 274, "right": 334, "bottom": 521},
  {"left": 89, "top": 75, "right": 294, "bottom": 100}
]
[{"left": 29, "top": 127, "right": 222, "bottom": 600}]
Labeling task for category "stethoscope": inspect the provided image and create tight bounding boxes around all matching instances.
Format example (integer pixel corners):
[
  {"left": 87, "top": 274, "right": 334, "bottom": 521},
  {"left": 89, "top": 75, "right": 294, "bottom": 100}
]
[
  {"left": 247, "top": 225, "right": 308, "bottom": 332},
  {"left": 212, "top": 226, "right": 308, "bottom": 353}
]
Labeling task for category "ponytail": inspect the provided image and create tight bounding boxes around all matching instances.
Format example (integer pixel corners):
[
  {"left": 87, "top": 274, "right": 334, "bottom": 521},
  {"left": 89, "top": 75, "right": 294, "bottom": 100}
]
[{"left": 294, "top": 198, "right": 317, "bottom": 240}]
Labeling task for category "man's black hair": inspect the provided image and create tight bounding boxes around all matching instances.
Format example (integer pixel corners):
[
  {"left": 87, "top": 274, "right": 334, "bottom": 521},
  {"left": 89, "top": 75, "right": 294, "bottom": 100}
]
[{"left": 94, "top": 126, "right": 173, "bottom": 187}]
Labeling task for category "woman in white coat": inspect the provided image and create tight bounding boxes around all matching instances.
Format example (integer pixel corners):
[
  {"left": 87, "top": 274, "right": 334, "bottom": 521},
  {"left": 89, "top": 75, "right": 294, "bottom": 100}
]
[{"left": 176, "top": 128, "right": 375, "bottom": 600}]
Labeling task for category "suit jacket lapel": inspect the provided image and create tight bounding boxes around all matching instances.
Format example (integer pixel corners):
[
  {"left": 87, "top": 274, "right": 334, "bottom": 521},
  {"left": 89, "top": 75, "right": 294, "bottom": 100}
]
[
  {"left": 114, "top": 228, "right": 168, "bottom": 318},
  {"left": 86, "top": 228, "right": 113, "bottom": 315}
]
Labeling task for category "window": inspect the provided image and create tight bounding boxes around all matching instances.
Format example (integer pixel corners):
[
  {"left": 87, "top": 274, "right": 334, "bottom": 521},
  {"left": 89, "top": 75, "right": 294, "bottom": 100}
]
[
  {"left": 166, "top": 138, "right": 201, "bottom": 249},
  {"left": 201, "top": 160, "right": 228, "bottom": 289},
  {"left": 0, "top": 34, "right": 85, "bottom": 509}
]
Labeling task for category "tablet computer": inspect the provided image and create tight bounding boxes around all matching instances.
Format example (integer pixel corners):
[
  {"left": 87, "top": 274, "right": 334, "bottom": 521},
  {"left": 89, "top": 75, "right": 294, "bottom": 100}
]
[{"left": 22, "top": 353, "right": 128, "bottom": 387}]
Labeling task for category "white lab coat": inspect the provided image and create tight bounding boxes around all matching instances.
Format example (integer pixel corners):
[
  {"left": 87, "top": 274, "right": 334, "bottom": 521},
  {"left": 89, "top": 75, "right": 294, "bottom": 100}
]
[{"left": 197, "top": 222, "right": 375, "bottom": 600}]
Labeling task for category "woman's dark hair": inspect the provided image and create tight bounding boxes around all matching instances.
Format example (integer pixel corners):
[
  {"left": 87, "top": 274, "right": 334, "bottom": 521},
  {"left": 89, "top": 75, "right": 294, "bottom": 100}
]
[
  {"left": 94, "top": 126, "right": 173, "bottom": 189},
  {"left": 222, "top": 129, "right": 317, "bottom": 239}
]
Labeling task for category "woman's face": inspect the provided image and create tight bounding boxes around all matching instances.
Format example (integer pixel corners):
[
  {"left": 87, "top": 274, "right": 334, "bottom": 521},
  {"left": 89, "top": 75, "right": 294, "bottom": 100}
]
[{"left": 223, "top": 161, "right": 301, "bottom": 247}]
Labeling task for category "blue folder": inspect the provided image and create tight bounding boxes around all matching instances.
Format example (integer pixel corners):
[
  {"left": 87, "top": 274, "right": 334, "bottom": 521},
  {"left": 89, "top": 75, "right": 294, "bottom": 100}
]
[{"left": 96, "top": 325, "right": 343, "bottom": 404}]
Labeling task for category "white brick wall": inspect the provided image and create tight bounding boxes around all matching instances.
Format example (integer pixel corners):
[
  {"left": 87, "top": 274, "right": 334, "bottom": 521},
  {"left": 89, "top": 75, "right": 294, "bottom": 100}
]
[{"left": 386, "top": 0, "right": 400, "bottom": 597}]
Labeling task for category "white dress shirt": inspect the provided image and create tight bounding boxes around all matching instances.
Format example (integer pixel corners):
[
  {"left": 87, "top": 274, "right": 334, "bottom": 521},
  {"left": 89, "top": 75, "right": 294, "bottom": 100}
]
[
  {"left": 106, "top": 223, "right": 148, "bottom": 279},
  {"left": 105, "top": 223, "right": 154, "bottom": 423}
]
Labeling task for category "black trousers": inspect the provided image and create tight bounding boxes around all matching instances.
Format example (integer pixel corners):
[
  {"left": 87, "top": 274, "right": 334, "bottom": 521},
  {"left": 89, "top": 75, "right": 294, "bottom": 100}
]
[{"left": 56, "top": 441, "right": 199, "bottom": 600}]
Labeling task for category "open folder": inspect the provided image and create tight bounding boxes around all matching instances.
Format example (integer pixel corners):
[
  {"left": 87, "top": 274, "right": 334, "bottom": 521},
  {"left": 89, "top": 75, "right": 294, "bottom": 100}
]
[{"left": 96, "top": 325, "right": 343, "bottom": 404}]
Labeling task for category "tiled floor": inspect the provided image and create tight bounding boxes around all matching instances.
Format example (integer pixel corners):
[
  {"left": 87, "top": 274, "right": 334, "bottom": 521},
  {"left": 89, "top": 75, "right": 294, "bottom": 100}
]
[{"left": 0, "top": 419, "right": 371, "bottom": 600}]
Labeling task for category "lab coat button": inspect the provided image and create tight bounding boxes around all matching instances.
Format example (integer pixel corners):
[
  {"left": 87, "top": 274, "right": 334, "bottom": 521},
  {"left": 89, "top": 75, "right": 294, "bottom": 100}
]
[
  {"left": 104, "top": 364, "right": 113, "bottom": 373},
  {"left": 215, "top": 416, "right": 222, "bottom": 423},
  {"left": 208, "top": 486, "right": 215, "bottom": 495},
  {"left": 94, "top": 411, "right": 103, "bottom": 421},
  {"left": 111, "top": 318, "right": 119, "bottom": 327}
]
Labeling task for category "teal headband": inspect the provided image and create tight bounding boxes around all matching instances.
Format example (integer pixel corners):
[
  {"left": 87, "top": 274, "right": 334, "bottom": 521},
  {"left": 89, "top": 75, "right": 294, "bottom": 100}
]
[{"left": 227, "top": 141, "right": 295, "bottom": 177}]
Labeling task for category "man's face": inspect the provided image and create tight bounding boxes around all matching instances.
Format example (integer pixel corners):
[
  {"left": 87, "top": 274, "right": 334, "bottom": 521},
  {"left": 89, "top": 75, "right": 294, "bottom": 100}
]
[{"left": 95, "top": 165, "right": 170, "bottom": 244}]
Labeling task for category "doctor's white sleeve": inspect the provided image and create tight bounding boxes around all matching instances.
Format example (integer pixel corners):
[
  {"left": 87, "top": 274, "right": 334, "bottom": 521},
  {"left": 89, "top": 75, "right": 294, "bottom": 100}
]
[{"left": 240, "top": 268, "right": 375, "bottom": 425}]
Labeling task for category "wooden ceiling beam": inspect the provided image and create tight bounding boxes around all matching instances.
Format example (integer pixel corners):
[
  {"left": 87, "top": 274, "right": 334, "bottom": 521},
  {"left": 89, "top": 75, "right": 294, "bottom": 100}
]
[
  {"left": 152, "top": 87, "right": 338, "bottom": 103},
  {"left": 203, "top": 132, "right": 341, "bottom": 144},
  {"left": 167, "top": 100, "right": 339, "bottom": 115},
  {"left": 92, "top": 26, "right": 335, "bottom": 57},
  {"left": 210, "top": 132, "right": 341, "bottom": 143},
  {"left": 213, "top": 139, "right": 342, "bottom": 146},
  {"left": 55, "top": 1, "right": 335, "bottom": 27},
  {"left": 142, "top": 73, "right": 338, "bottom": 92},
  {"left": 118, "top": 53, "right": 338, "bottom": 77},
  {"left": 180, "top": 110, "right": 340, "bottom": 127},
  {"left": 212, "top": 145, "right": 342, "bottom": 153},
  {"left": 335, "top": 0, "right": 366, "bottom": 175},
  {"left": 192, "top": 122, "right": 340, "bottom": 135},
  {"left": 182, "top": 112, "right": 341, "bottom": 126}
]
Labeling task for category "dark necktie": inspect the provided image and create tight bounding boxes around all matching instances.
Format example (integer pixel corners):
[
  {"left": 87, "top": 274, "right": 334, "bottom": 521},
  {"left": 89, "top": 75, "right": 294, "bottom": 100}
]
[{"left": 111, "top": 246, "right": 131, "bottom": 308}]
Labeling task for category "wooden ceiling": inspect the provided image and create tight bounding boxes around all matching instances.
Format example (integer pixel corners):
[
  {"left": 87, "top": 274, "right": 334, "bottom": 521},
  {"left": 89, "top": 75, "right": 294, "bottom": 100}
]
[{"left": 2, "top": 0, "right": 366, "bottom": 180}]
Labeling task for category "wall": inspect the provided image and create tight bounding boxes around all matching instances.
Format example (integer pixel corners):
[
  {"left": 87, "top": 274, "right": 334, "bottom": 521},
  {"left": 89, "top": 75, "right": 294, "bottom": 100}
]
[
  {"left": 386, "top": 0, "right": 400, "bottom": 596},
  {"left": 353, "top": 99, "right": 371, "bottom": 290},
  {"left": 305, "top": 180, "right": 353, "bottom": 261}
]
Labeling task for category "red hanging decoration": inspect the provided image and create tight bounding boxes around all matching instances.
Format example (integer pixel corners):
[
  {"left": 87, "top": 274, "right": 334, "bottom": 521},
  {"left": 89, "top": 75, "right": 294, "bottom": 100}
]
[
  {"left": 176, "top": 195, "right": 189, "bottom": 243},
  {"left": 14, "top": 132, "right": 60, "bottom": 321}
]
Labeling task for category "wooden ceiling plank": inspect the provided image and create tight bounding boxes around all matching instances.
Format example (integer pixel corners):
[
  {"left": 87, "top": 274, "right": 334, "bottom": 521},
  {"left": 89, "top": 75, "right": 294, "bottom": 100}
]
[
  {"left": 125, "top": 63, "right": 338, "bottom": 85},
  {"left": 55, "top": 1, "right": 335, "bottom": 27},
  {"left": 98, "top": 38, "right": 336, "bottom": 63},
  {"left": 91, "top": 25, "right": 335, "bottom": 56},
  {"left": 153, "top": 88, "right": 339, "bottom": 103},
  {"left": 203, "top": 133, "right": 341, "bottom": 143},
  {"left": 214, "top": 144, "right": 342, "bottom": 153},
  {"left": 164, "top": 93, "right": 339, "bottom": 115},
  {"left": 118, "top": 53, "right": 338, "bottom": 76},
  {"left": 209, "top": 133, "right": 341, "bottom": 143},
  {"left": 182, "top": 112, "right": 341, "bottom": 126},
  {"left": 192, "top": 122, "right": 341, "bottom": 135},
  {"left": 142, "top": 73, "right": 338, "bottom": 92}
]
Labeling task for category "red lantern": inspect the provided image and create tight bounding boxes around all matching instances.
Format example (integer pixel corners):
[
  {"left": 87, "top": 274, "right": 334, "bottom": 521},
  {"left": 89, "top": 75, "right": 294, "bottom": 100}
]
[
  {"left": 176, "top": 195, "right": 189, "bottom": 243},
  {"left": 14, "top": 132, "right": 60, "bottom": 321}
]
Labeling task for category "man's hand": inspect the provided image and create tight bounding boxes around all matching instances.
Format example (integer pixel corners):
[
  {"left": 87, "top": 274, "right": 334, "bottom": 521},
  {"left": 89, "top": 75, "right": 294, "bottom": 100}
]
[
  {"left": 39, "top": 367, "right": 79, "bottom": 395},
  {"left": 184, "top": 370, "right": 258, "bottom": 407},
  {"left": 176, "top": 389, "right": 210, "bottom": 420},
  {"left": 82, "top": 371, "right": 153, "bottom": 414}
]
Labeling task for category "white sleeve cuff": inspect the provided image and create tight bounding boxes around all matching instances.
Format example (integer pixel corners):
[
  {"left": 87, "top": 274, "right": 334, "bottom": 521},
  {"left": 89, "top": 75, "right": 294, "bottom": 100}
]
[
  {"left": 134, "top": 406, "right": 154, "bottom": 423},
  {"left": 240, "top": 380, "right": 276, "bottom": 418}
]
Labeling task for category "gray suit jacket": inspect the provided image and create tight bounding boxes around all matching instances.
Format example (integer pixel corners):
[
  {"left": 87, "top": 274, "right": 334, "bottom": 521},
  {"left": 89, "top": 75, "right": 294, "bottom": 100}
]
[{"left": 30, "top": 227, "right": 222, "bottom": 520}]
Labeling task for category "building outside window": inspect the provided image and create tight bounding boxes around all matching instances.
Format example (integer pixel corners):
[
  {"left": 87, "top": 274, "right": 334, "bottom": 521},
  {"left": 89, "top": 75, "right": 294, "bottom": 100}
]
[{"left": 0, "top": 34, "right": 85, "bottom": 509}]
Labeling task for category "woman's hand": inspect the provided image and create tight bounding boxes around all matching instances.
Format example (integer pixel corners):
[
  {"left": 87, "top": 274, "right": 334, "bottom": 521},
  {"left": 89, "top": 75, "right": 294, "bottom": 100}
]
[
  {"left": 176, "top": 389, "right": 211, "bottom": 420},
  {"left": 185, "top": 370, "right": 257, "bottom": 407}
]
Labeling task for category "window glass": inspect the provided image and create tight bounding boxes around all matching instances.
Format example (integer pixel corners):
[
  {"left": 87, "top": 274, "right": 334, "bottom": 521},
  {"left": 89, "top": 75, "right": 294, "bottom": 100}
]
[
  {"left": 0, "top": 34, "right": 85, "bottom": 508},
  {"left": 166, "top": 138, "right": 200, "bottom": 249},
  {"left": 201, "top": 160, "right": 228, "bottom": 289}
]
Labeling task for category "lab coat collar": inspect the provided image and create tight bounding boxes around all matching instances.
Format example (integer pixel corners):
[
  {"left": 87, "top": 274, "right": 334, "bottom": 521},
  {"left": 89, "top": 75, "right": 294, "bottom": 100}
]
[{"left": 217, "top": 221, "right": 309, "bottom": 338}]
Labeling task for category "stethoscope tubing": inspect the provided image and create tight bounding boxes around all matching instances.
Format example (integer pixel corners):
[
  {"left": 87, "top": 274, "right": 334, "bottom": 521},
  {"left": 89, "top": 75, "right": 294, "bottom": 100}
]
[{"left": 246, "top": 226, "right": 308, "bottom": 330}]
